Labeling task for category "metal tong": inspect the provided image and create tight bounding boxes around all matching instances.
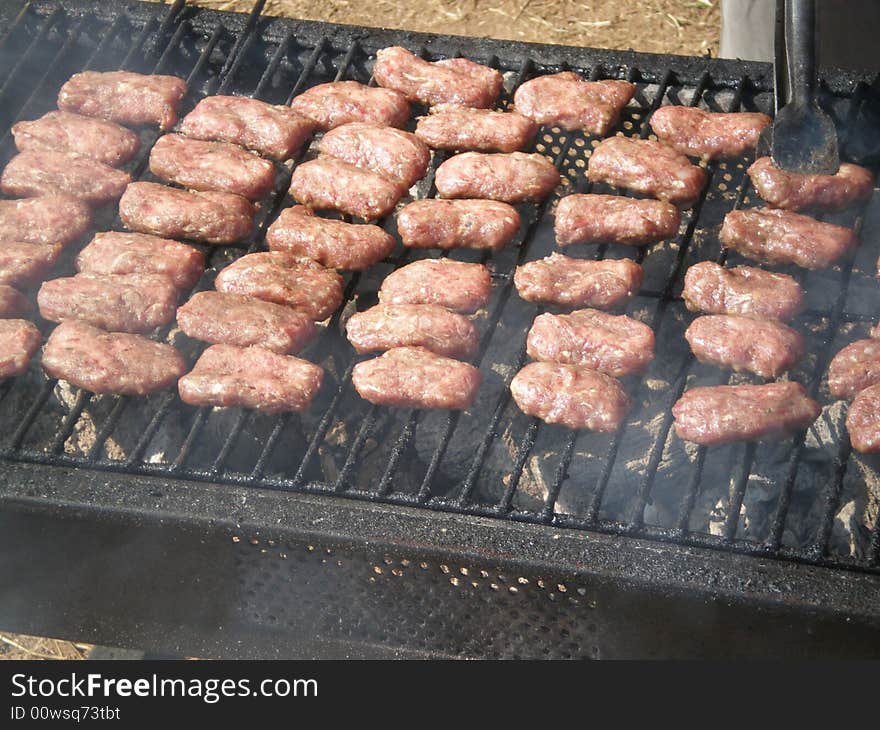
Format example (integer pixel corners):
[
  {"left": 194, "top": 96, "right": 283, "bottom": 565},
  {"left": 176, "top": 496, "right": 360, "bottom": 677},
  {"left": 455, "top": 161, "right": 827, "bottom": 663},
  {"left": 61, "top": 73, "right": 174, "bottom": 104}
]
[{"left": 757, "top": 0, "right": 840, "bottom": 174}]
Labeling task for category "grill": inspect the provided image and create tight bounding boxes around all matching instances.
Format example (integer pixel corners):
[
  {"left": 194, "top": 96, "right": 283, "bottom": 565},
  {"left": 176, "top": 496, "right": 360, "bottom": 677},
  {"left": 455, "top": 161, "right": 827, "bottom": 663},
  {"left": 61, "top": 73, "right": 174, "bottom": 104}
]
[{"left": 1, "top": 0, "right": 879, "bottom": 659}]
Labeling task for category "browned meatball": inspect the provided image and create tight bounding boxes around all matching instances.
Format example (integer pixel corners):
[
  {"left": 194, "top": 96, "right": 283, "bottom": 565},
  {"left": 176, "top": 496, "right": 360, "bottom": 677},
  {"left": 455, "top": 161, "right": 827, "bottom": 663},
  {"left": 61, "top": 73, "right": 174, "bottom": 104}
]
[
  {"left": 176, "top": 291, "right": 317, "bottom": 355},
  {"left": 179, "top": 95, "right": 315, "bottom": 161},
  {"left": 510, "top": 362, "right": 632, "bottom": 431},
  {"left": 720, "top": 208, "right": 858, "bottom": 270},
  {"left": 0, "top": 242, "right": 61, "bottom": 287},
  {"left": 149, "top": 134, "right": 276, "bottom": 201},
  {"left": 12, "top": 111, "right": 140, "bottom": 166},
  {"left": 379, "top": 259, "right": 492, "bottom": 314},
  {"left": 846, "top": 383, "right": 880, "bottom": 453},
  {"left": 514, "top": 253, "right": 643, "bottom": 309},
  {"left": 289, "top": 80, "right": 410, "bottom": 130},
  {"left": 42, "top": 320, "right": 187, "bottom": 395},
  {"left": 649, "top": 106, "right": 771, "bottom": 159},
  {"left": 373, "top": 47, "right": 502, "bottom": 108},
  {"left": 267, "top": 206, "right": 395, "bottom": 271},
  {"left": 288, "top": 157, "right": 406, "bottom": 220},
  {"left": 0, "top": 195, "right": 91, "bottom": 248},
  {"left": 214, "top": 252, "right": 343, "bottom": 322},
  {"left": 317, "top": 123, "right": 430, "bottom": 187},
  {"left": 352, "top": 346, "right": 482, "bottom": 410},
  {"left": 435, "top": 152, "right": 560, "bottom": 203},
  {"left": 38, "top": 273, "right": 178, "bottom": 334},
  {"left": 685, "top": 314, "right": 804, "bottom": 379},
  {"left": 119, "top": 182, "right": 256, "bottom": 245},
  {"left": 1, "top": 149, "right": 131, "bottom": 205},
  {"left": 682, "top": 261, "right": 805, "bottom": 322},
  {"left": 0, "top": 285, "right": 31, "bottom": 318},
  {"left": 415, "top": 106, "right": 537, "bottom": 152},
  {"left": 526, "top": 309, "right": 655, "bottom": 376},
  {"left": 57, "top": 71, "right": 187, "bottom": 130},
  {"left": 747, "top": 157, "right": 875, "bottom": 213},
  {"left": 76, "top": 232, "right": 205, "bottom": 290},
  {"left": 397, "top": 199, "right": 520, "bottom": 251},
  {"left": 346, "top": 304, "right": 479, "bottom": 360},
  {"left": 672, "top": 382, "right": 821, "bottom": 445},
  {"left": 0, "top": 319, "right": 41, "bottom": 379},
  {"left": 554, "top": 194, "right": 681, "bottom": 247},
  {"left": 588, "top": 136, "right": 707, "bottom": 208},
  {"left": 178, "top": 344, "right": 323, "bottom": 413},
  {"left": 513, "top": 72, "right": 635, "bottom": 135},
  {"left": 828, "top": 339, "right": 880, "bottom": 400}
]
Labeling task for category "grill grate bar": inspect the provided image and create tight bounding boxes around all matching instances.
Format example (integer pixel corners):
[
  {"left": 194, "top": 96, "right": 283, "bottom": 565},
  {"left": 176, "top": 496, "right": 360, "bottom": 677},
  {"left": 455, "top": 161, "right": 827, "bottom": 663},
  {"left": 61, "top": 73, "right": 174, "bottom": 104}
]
[
  {"left": 42, "top": 13, "right": 238, "bottom": 469},
  {"left": 670, "top": 176, "right": 752, "bottom": 532},
  {"left": 210, "top": 410, "right": 250, "bottom": 476},
  {"left": 869, "top": 514, "right": 880, "bottom": 566},
  {"left": 352, "top": 58, "right": 540, "bottom": 504},
  {"left": 334, "top": 406, "right": 378, "bottom": 492},
  {"left": 123, "top": 392, "right": 175, "bottom": 467},
  {"left": 376, "top": 411, "right": 417, "bottom": 496},
  {"left": 769, "top": 196, "right": 867, "bottom": 554},
  {"left": 623, "top": 77, "right": 752, "bottom": 531},
  {"left": 213, "top": 0, "right": 266, "bottom": 93},
  {"left": 87, "top": 397, "right": 128, "bottom": 462},
  {"left": 4, "top": 378, "right": 56, "bottom": 453},
  {"left": 421, "top": 121, "right": 586, "bottom": 504},
  {"left": 118, "top": 14, "right": 158, "bottom": 71},
  {"left": 542, "top": 431, "right": 578, "bottom": 522},
  {"left": 0, "top": 6, "right": 62, "bottom": 100},
  {"left": 48, "top": 389, "right": 91, "bottom": 454},
  {"left": 722, "top": 442, "right": 758, "bottom": 541},
  {"left": 249, "top": 413, "right": 290, "bottom": 480},
  {"left": 0, "top": 1, "right": 32, "bottom": 51},
  {"left": 0, "top": 14, "right": 88, "bottom": 148}
]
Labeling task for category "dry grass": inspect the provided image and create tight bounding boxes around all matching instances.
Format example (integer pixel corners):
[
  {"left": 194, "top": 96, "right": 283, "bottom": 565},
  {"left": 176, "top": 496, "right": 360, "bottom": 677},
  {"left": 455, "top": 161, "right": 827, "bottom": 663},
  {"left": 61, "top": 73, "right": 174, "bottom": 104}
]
[
  {"left": 3, "top": 0, "right": 719, "bottom": 662},
  {"left": 153, "top": 0, "right": 721, "bottom": 57},
  {"left": 0, "top": 633, "right": 91, "bottom": 661}
]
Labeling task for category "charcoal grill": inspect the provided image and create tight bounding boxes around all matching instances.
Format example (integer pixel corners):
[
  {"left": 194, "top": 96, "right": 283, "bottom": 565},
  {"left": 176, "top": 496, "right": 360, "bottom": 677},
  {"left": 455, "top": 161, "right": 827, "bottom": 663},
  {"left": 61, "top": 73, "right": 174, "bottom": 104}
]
[{"left": 1, "top": 0, "right": 879, "bottom": 659}]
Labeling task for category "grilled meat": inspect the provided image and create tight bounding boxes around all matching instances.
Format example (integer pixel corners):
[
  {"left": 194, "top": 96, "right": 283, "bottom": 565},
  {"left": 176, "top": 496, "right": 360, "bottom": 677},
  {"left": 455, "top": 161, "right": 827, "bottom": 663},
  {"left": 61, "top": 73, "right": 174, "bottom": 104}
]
[
  {"left": 346, "top": 304, "right": 479, "bottom": 359},
  {"left": 176, "top": 291, "right": 317, "bottom": 355},
  {"left": 682, "top": 261, "right": 804, "bottom": 322},
  {"left": 526, "top": 309, "right": 655, "bottom": 376},
  {"left": 513, "top": 72, "right": 635, "bottom": 136},
  {"left": 12, "top": 110, "right": 140, "bottom": 166},
  {"left": 379, "top": 259, "right": 492, "bottom": 314},
  {"left": 58, "top": 71, "right": 187, "bottom": 130},
  {"left": 435, "top": 151, "right": 560, "bottom": 203},
  {"left": 119, "top": 182, "right": 255, "bottom": 245},
  {"left": 510, "top": 362, "right": 632, "bottom": 431},
  {"left": 267, "top": 205, "right": 395, "bottom": 271},
  {"left": 352, "top": 346, "right": 482, "bottom": 410},
  {"left": 178, "top": 344, "right": 323, "bottom": 413},
  {"left": 649, "top": 106, "right": 770, "bottom": 159},
  {"left": 214, "top": 252, "right": 343, "bottom": 321},
  {"left": 42, "top": 320, "right": 187, "bottom": 395},
  {"left": 397, "top": 199, "right": 520, "bottom": 251},
  {"left": 514, "top": 253, "right": 643, "bottom": 309},
  {"left": 672, "top": 382, "right": 820, "bottom": 445},
  {"left": 149, "top": 134, "right": 276, "bottom": 201},
  {"left": 719, "top": 208, "right": 858, "bottom": 270},
  {"left": 554, "top": 194, "right": 680, "bottom": 247}
]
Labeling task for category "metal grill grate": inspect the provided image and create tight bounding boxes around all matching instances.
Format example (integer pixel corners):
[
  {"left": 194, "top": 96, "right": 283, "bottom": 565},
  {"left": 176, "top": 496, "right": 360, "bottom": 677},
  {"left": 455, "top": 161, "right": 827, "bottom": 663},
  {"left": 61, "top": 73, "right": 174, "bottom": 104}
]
[{"left": 1, "top": 0, "right": 879, "bottom": 577}]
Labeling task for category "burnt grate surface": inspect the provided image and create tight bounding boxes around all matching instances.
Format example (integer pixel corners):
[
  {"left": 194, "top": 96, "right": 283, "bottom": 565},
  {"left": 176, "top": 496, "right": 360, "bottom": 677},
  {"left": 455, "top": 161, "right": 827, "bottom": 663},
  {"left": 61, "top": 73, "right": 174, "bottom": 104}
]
[{"left": 1, "top": 0, "right": 879, "bottom": 576}]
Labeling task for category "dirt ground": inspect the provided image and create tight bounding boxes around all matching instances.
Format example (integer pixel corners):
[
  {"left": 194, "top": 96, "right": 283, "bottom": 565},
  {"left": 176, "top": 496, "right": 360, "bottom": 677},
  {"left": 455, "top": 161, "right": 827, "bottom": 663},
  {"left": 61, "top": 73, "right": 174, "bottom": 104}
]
[
  {"left": 2, "top": 0, "right": 719, "bottom": 661},
  {"left": 183, "top": 0, "right": 721, "bottom": 57}
]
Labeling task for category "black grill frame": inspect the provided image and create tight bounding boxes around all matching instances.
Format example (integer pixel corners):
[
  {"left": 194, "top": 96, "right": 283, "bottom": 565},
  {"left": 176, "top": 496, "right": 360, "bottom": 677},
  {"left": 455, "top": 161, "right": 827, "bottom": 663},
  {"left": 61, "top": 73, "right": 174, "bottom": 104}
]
[{"left": 0, "top": 0, "right": 879, "bottom": 658}]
